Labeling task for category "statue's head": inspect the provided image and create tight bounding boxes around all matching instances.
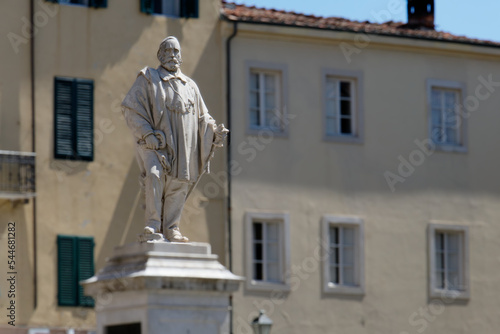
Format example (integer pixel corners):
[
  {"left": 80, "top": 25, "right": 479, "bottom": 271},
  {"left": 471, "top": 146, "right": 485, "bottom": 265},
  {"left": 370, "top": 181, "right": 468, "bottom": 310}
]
[{"left": 157, "top": 36, "right": 182, "bottom": 72}]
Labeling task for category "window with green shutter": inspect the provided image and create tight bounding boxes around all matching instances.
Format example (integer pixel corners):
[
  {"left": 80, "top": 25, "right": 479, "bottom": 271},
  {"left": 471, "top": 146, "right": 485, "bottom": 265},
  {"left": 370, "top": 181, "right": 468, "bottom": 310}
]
[
  {"left": 54, "top": 77, "right": 94, "bottom": 161},
  {"left": 140, "top": 0, "right": 154, "bottom": 14},
  {"left": 57, "top": 235, "right": 95, "bottom": 307},
  {"left": 46, "top": 0, "right": 107, "bottom": 8},
  {"left": 140, "top": 0, "right": 198, "bottom": 18},
  {"left": 180, "top": 0, "right": 198, "bottom": 18}
]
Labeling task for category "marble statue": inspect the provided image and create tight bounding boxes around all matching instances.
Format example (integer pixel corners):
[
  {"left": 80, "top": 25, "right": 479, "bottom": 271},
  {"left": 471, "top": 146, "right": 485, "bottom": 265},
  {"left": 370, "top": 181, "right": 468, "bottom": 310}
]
[{"left": 122, "top": 36, "right": 228, "bottom": 243}]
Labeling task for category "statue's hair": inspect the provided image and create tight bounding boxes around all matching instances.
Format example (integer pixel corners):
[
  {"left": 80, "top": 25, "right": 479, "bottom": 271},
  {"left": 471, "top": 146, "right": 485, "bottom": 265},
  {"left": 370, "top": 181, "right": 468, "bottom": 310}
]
[{"left": 157, "top": 36, "right": 183, "bottom": 65}]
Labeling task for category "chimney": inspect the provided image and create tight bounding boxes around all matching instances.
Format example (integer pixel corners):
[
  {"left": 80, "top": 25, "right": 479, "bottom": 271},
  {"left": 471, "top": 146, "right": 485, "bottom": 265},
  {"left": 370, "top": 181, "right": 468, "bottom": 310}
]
[{"left": 407, "top": 0, "right": 435, "bottom": 29}]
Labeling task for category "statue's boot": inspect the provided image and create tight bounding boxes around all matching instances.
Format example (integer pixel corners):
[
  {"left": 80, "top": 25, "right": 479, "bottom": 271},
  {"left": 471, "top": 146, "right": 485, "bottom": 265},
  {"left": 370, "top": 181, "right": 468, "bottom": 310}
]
[
  {"left": 144, "top": 220, "right": 161, "bottom": 234},
  {"left": 143, "top": 226, "right": 157, "bottom": 234},
  {"left": 139, "top": 222, "right": 165, "bottom": 242},
  {"left": 166, "top": 226, "right": 189, "bottom": 243}
]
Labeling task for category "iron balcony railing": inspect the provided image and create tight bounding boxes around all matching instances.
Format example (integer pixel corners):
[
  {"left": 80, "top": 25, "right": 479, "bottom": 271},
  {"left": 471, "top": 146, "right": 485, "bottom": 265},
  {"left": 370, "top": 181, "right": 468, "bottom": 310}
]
[{"left": 0, "top": 150, "right": 36, "bottom": 199}]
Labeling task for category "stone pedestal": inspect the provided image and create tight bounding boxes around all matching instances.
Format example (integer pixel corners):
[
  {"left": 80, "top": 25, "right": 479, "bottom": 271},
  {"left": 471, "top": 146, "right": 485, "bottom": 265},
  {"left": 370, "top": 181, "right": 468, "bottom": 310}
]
[{"left": 82, "top": 242, "right": 243, "bottom": 334}]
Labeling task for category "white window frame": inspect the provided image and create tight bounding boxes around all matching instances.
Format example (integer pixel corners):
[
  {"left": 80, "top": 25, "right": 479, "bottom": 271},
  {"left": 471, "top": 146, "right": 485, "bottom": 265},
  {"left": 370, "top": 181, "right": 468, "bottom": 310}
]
[
  {"left": 246, "top": 61, "right": 288, "bottom": 136},
  {"left": 427, "top": 79, "right": 467, "bottom": 153},
  {"left": 428, "top": 224, "right": 470, "bottom": 300},
  {"left": 245, "top": 211, "right": 290, "bottom": 291},
  {"left": 321, "top": 215, "right": 364, "bottom": 295},
  {"left": 323, "top": 69, "right": 364, "bottom": 144}
]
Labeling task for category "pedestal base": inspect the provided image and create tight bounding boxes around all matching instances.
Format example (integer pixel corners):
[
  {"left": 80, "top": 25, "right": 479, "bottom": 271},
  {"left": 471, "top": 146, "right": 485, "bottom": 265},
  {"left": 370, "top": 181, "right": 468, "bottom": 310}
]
[{"left": 83, "top": 242, "right": 243, "bottom": 334}]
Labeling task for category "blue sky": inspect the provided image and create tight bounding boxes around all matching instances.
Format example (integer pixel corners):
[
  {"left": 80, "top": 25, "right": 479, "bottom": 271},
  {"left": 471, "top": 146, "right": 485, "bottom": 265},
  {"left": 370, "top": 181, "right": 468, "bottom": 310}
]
[{"left": 233, "top": 0, "right": 500, "bottom": 42}]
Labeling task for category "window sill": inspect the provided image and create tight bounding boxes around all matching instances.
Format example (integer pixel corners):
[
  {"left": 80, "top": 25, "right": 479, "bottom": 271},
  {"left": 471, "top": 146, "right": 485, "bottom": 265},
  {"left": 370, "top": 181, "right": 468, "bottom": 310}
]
[
  {"left": 433, "top": 144, "right": 467, "bottom": 154},
  {"left": 54, "top": 155, "right": 94, "bottom": 162},
  {"left": 323, "top": 283, "right": 364, "bottom": 295},
  {"left": 429, "top": 288, "right": 469, "bottom": 301},
  {"left": 58, "top": 304, "right": 95, "bottom": 308},
  {"left": 246, "top": 127, "right": 288, "bottom": 138},
  {"left": 149, "top": 13, "right": 182, "bottom": 18},
  {"left": 60, "top": 4, "right": 88, "bottom": 7},
  {"left": 246, "top": 280, "right": 290, "bottom": 292},
  {"left": 323, "top": 135, "right": 363, "bottom": 144}
]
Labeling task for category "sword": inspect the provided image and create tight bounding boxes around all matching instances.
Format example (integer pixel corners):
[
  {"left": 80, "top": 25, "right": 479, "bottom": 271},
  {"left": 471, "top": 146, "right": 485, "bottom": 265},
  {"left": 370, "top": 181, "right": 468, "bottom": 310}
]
[{"left": 185, "top": 124, "right": 228, "bottom": 200}]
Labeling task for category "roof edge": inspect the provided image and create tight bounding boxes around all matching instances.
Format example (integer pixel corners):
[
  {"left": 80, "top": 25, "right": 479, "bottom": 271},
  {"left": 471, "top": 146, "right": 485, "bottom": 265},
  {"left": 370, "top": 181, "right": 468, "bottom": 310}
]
[
  {"left": 221, "top": 2, "right": 500, "bottom": 49},
  {"left": 220, "top": 16, "right": 500, "bottom": 50}
]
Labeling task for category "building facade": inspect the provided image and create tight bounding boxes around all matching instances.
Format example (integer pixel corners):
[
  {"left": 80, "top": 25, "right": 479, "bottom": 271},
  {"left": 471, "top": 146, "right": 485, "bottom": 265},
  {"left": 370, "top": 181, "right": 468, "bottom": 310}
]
[
  {"left": 0, "top": 0, "right": 227, "bottom": 332},
  {"left": 222, "top": 2, "right": 500, "bottom": 334}
]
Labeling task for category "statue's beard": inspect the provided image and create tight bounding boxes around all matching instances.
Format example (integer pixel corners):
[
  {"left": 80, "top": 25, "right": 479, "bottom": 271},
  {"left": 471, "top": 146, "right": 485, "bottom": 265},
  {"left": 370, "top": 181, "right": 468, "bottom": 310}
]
[{"left": 164, "top": 58, "right": 180, "bottom": 72}]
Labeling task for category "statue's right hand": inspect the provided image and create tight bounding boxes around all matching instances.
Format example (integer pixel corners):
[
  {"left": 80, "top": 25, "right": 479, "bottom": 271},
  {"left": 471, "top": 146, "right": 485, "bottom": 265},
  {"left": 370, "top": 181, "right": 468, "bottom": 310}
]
[{"left": 144, "top": 133, "right": 160, "bottom": 150}]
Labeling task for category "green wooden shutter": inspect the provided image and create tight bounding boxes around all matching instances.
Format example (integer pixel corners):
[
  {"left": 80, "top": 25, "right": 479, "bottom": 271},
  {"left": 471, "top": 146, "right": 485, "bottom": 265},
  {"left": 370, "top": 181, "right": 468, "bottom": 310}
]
[
  {"left": 54, "top": 78, "right": 75, "bottom": 159},
  {"left": 57, "top": 236, "right": 95, "bottom": 307},
  {"left": 57, "top": 236, "right": 78, "bottom": 306},
  {"left": 54, "top": 77, "right": 94, "bottom": 161},
  {"left": 181, "top": 0, "right": 199, "bottom": 18},
  {"left": 140, "top": 0, "right": 154, "bottom": 14},
  {"left": 77, "top": 237, "right": 95, "bottom": 307},
  {"left": 74, "top": 80, "right": 94, "bottom": 161},
  {"left": 89, "top": 0, "right": 107, "bottom": 8}
]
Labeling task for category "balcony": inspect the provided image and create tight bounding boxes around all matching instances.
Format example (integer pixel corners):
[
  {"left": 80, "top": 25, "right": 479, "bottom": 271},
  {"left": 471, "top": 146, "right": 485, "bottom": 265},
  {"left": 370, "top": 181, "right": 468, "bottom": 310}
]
[{"left": 0, "top": 150, "right": 36, "bottom": 199}]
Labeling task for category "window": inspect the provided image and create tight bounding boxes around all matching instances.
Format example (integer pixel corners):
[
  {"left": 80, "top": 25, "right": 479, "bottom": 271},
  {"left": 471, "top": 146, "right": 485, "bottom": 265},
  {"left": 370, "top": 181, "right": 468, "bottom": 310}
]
[
  {"left": 57, "top": 235, "right": 95, "bottom": 307},
  {"left": 247, "top": 61, "right": 288, "bottom": 134},
  {"left": 140, "top": 0, "right": 199, "bottom": 18},
  {"left": 427, "top": 79, "right": 466, "bottom": 151},
  {"left": 252, "top": 222, "right": 281, "bottom": 282},
  {"left": 325, "top": 78, "right": 355, "bottom": 135},
  {"left": 431, "top": 88, "right": 461, "bottom": 145},
  {"left": 47, "top": 0, "right": 107, "bottom": 8},
  {"left": 323, "top": 70, "right": 363, "bottom": 143},
  {"left": 54, "top": 77, "right": 94, "bottom": 161},
  {"left": 107, "top": 323, "right": 142, "bottom": 334},
  {"left": 249, "top": 70, "right": 281, "bottom": 131},
  {"left": 428, "top": 224, "right": 469, "bottom": 299},
  {"left": 321, "top": 216, "right": 364, "bottom": 295},
  {"left": 245, "top": 212, "right": 290, "bottom": 291}
]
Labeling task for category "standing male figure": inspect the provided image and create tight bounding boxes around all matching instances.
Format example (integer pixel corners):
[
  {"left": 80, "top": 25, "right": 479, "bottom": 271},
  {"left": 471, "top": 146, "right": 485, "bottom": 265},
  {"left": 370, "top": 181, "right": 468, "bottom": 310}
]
[{"left": 122, "top": 36, "right": 227, "bottom": 242}]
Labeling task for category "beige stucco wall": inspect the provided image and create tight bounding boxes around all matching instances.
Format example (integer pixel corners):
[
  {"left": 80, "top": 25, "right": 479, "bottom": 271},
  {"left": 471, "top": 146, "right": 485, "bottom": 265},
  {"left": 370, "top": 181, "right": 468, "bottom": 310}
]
[
  {"left": 228, "top": 23, "right": 500, "bottom": 334},
  {"left": 0, "top": 0, "right": 36, "bottom": 328},
  {"left": 1, "top": 0, "right": 227, "bottom": 330}
]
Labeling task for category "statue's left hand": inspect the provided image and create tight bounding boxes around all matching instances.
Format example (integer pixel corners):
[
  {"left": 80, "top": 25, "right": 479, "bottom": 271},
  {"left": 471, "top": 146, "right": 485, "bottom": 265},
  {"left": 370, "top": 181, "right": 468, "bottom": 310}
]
[{"left": 213, "top": 124, "right": 229, "bottom": 147}]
